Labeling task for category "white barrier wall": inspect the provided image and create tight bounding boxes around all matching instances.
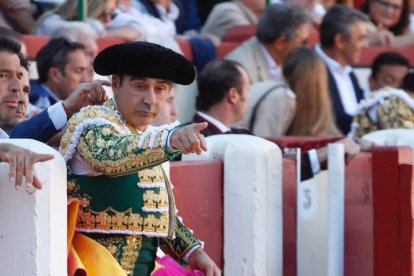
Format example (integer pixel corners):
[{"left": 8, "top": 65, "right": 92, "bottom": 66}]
[
  {"left": 0, "top": 139, "right": 67, "bottom": 276},
  {"left": 184, "top": 135, "right": 283, "bottom": 276},
  {"left": 297, "top": 144, "right": 345, "bottom": 276}
]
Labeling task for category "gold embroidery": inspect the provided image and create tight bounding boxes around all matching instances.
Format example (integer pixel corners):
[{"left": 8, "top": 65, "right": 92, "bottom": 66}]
[
  {"left": 91, "top": 235, "right": 142, "bottom": 274},
  {"left": 138, "top": 166, "right": 165, "bottom": 184},
  {"left": 121, "top": 236, "right": 142, "bottom": 275},
  {"left": 142, "top": 189, "right": 169, "bottom": 210},
  {"left": 77, "top": 207, "right": 169, "bottom": 235}
]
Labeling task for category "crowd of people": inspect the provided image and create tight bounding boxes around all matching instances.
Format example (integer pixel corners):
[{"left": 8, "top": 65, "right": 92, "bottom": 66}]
[{"left": 0, "top": 0, "right": 414, "bottom": 275}]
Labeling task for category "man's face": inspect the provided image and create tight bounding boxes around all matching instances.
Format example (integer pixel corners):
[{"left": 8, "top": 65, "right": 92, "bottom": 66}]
[
  {"left": 113, "top": 75, "right": 171, "bottom": 131},
  {"left": 281, "top": 24, "right": 310, "bottom": 63},
  {"left": 152, "top": 88, "right": 177, "bottom": 126},
  {"left": 235, "top": 66, "right": 250, "bottom": 122},
  {"left": 370, "top": 0, "right": 403, "bottom": 29},
  {"left": 14, "top": 68, "right": 30, "bottom": 124},
  {"left": 0, "top": 52, "right": 23, "bottom": 126},
  {"left": 370, "top": 64, "right": 409, "bottom": 90},
  {"left": 341, "top": 21, "right": 368, "bottom": 65},
  {"left": 55, "top": 49, "right": 90, "bottom": 99}
]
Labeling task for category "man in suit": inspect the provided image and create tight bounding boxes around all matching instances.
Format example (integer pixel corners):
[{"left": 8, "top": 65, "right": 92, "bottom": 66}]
[
  {"left": 29, "top": 37, "right": 91, "bottom": 109},
  {"left": 0, "top": 36, "right": 54, "bottom": 190},
  {"left": 225, "top": 3, "right": 310, "bottom": 83},
  {"left": 315, "top": 4, "right": 369, "bottom": 134},
  {"left": 192, "top": 59, "right": 361, "bottom": 180},
  {"left": 192, "top": 59, "right": 250, "bottom": 136}
]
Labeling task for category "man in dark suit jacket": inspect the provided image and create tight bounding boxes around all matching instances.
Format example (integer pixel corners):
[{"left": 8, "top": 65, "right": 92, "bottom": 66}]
[
  {"left": 191, "top": 59, "right": 361, "bottom": 180},
  {"left": 315, "top": 4, "right": 369, "bottom": 134}
]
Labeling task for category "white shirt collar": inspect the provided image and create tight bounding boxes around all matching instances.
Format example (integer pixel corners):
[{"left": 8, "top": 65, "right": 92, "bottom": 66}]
[
  {"left": 315, "top": 44, "right": 352, "bottom": 75},
  {"left": 0, "top": 128, "right": 9, "bottom": 138},
  {"left": 197, "top": 111, "right": 231, "bottom": 133},
  {"left": 259, "top": 44, "right": 282, "bottom": 79}
]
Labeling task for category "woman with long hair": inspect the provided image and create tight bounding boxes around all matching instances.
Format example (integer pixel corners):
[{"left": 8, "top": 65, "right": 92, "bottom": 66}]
[{"left": 283, "top": 47, "right": 341, "bottom": 136}]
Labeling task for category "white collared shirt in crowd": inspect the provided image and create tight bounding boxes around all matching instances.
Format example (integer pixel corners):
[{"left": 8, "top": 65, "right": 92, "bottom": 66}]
[
  {"left": 315, "top": 45, "right": 359, "bottom": 116},
  {"left": 197, "top": 111, "right": 231, "bottom": 133},
  {"left": 260, "top": 44, "right": 283, "bottom": 80}
]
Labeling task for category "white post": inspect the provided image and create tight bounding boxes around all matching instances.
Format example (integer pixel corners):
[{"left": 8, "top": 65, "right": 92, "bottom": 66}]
[
  {"left": 0, "top": 139, "right": 67, "bottom": 276},
  {"left": 296, "top": 143, "right": 344, "bottom": 276},
  {"left": 327, "top": 143, "right": 345, "bottom": 276},
  {"left": 184, "top": 134, "right": 283, "bottom": 276}
]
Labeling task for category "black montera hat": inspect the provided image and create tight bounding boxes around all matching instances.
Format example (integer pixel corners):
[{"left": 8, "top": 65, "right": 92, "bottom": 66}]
[{"left": 93, "top": 41, "right": 195, "bottom": 85}]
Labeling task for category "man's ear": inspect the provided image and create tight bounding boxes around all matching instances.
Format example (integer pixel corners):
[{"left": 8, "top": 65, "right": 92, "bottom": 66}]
[
  {"left": 334, "top": 33, "right": 346, "bottom": 50},
  {"left": 48, "top": 67, "right": 61, "bottom": 83},
  {"left": 273, "top": 36, "right": 287, "bottom": 51},
  {"left": 227, "top": 87, "right": 239, "bottom": 104},
  {"left": 112, "top": 75, "right": 120, "bottom": 96}
]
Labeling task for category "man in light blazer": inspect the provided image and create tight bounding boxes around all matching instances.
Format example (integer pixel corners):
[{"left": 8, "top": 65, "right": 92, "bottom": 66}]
[{"left": 225, "top": 3, "right": 310, "bottom": 84}]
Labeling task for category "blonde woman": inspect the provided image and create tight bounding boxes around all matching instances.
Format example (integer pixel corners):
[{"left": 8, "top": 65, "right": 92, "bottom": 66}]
[{"left": 283, "top": 47, "right": 341, "bottom": 136}]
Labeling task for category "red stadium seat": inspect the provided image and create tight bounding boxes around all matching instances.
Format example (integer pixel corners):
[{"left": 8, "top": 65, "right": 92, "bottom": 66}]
[
  {"left": 22, "top": 35, "right": 48, "bottom": 59},
  {"left": 222, "top": 24, "right": 256, "bottom": 43},
  {"left": 176, "top": 38, "right": 193, "bottom": 62},
  {"left": 96, "top": 37, "right": 127, "bottom": 53},
  {"left": 358, "top": 46, "right": 414, "bottom": 66}
]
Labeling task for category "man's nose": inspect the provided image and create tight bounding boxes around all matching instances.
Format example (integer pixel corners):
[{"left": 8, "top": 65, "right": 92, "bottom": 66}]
[
  {"left": 10, "top": 76, "right": 22, "bottom": 93},
  {"left": 144, "top": 89, "right": 157, "bottom": 105}
]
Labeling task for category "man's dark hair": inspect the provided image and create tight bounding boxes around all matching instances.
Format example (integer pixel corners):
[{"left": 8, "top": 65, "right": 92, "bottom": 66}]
[
  {"left": 0, "top": 35, "right": 29, "bottom": 71},
  {"left": 256, "top": 3, "right": 310, "bottom": 44},
  {"left": 371, "top": 52, "right": 410, "bottom": 78},
  {"left": 36, "top": 37, "right": 85, "bottom": 83},
  {"left": 196, "top": 59, "right": 244, "bottom": 111},
  {"left": 320, "top": 4, "right": 369, "bottom": 48}
]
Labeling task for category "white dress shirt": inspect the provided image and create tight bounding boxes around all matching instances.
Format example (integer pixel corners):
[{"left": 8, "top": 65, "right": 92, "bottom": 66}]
[
  {"left": 197, "top": 111, "right": 231, "bottom": 133},
  {"left": 315, "top": 45, "right": 359, "bottom": 116},
  {"left": 260, "top": 44, "right": 283, "bottom": 80}
]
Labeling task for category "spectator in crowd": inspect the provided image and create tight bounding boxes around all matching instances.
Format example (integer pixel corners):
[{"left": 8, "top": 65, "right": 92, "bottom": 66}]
[
  {"left": 0, "top": 36, "right": 54, "bottom": 190},
  {"left": 193, "top": 59, "right": 250, "bottom": 136},
  {"left": 361, "top": 0, "right": 414, "bottom": 46},
  {"left": 1, "top": 66, "right": 30, "bottom": 132},
  {"left": 315, "top": 4, "right": 369, "bottom": 134},
  {"left": 225, "top": 3, "right": 310, "bottom": 83},
  {"left": 237, "top": 47, "right": 340, "bottom": 137},
  {"left": 29, "top": 38, "right": 91, "bottom": 109},
  {"left": 283, "top": 47, "right": 341, "bottom": 136},
  {"left": 193, "top": 58, "right": 360, "bottom": 180},
  {"left": 36, "top": 0, "right": 141, "bottom": 41},
  {"left": 0, "top": 0, "right": 35, "bottom": 34},
  {"left": 60, "top": 41, "right": 219, "bottom": 275},
  {"left": 368, "top": 51, "right": 410, "bottom": 93},
  {"left": 201, "top": 0, "right": 265, "bottom": 39}
]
